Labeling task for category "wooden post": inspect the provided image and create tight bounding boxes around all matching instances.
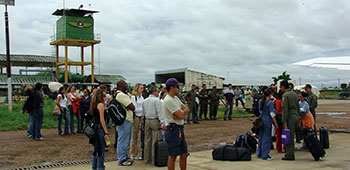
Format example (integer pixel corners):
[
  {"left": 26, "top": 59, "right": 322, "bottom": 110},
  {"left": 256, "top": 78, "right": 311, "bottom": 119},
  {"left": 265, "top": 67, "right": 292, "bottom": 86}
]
[
  {"left": 81, "top": 46, "right": 84, "bottom": 75},
  {"left": 64, "top": 42, "right": 68, "bottom": 83},
  {"left": 56, "top": 45, "right": 59, "bottom": 80},
  {"left": 91, "top": 44, "right": 94, "bottom": 83}
]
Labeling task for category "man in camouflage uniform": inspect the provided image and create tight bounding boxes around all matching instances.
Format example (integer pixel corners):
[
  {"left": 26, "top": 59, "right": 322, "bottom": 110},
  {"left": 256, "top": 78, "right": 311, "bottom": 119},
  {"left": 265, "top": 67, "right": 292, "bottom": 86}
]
[
  {"left": 209, "top": 86, "right": 220, "bottom": 120},
  {"left": 280, "top": 80, "right": 300, "bottom": 161},
  {"left": 199, "top": 84, "right": 209, "bottom": 120},
  {"left": 186, "top": 85, "right": 199, "bottom": 124},
  {"left": 305, "top": 84, "right": 318, "bottom": 130}
]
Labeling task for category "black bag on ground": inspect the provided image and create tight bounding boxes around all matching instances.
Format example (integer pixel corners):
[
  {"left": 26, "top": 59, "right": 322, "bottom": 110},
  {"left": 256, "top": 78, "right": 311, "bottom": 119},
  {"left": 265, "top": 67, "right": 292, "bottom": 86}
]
[
  {"left": 212, "top": 145, "right": 251, "bottom": 161},
  {"left": 234, "top": 134, "right": 257, "bottom": 153},
  {"left": 154, "top": 140, "right": 168, "bottom": 167},
  {"left": 212, "top": 146, "right": 225, "bottom": 160},
  {"left": 223, "top": 146, "right": 251, "bottom": 161},
  {"left": 107, "top": 98, "right": 126, "bottom": 126},
  {"left": 319, "top": 127, "right": 330, "bottom": 149},
  {"left": 303, "top": 128, "right": 326, "bottom": 161}
]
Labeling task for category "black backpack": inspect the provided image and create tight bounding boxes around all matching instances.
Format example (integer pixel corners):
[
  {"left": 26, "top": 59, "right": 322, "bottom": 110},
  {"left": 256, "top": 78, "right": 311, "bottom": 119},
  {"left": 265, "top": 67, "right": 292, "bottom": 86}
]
[
  {"left": 234, "top": 134, "right": 257, "bottom": 154},
  {"left": 252, "top": 93, "right": 262, "bottom": 117},
  {"left": 23, "top": 95, "right": 34, "bottom": 114},
  {"left": 107, "top": 98, "right": 127, "bottom": 126}
]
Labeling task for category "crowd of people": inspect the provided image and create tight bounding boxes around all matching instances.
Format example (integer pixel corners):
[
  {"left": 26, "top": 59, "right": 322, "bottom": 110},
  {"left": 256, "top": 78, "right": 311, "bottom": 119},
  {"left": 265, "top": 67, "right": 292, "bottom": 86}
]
[
  {"left": 23, "top": 78, "right": 318, "bottom": 170},
  {"left": 256, "top": 81, "right": 318, "bottom": 161}
]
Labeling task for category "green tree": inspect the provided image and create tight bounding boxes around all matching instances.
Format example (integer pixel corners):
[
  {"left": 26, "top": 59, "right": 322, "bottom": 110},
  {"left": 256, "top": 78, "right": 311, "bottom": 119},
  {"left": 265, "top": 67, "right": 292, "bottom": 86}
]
[{"left": 272, "top": 71, "right": 291, "bottom": 84}]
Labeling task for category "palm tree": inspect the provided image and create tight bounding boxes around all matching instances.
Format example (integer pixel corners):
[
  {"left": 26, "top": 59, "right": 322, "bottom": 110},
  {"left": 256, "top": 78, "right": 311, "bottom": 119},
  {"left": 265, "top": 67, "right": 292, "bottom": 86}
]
[{"left": 272, "top": 71, "right": 291, "bottom": 84}]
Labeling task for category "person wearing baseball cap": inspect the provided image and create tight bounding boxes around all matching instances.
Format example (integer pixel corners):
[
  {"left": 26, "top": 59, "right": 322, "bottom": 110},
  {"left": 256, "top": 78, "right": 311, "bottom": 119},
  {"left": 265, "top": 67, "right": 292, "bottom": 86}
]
[{"left": 163, "top": 78, "right": 190, "bottom": 170}]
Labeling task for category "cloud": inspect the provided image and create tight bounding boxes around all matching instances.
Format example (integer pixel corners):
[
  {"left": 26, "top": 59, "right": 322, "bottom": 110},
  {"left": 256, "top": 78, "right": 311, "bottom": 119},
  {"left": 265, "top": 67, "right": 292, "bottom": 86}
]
[{"left": 1, "top": 0, "right": 350, "bottom": 87}]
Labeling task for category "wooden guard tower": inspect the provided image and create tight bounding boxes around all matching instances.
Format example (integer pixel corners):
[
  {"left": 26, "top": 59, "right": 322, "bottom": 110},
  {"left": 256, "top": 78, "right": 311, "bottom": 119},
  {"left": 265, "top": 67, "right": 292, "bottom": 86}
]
[{"left": 50, "top": 8, "right": 100, "bottom": 83}]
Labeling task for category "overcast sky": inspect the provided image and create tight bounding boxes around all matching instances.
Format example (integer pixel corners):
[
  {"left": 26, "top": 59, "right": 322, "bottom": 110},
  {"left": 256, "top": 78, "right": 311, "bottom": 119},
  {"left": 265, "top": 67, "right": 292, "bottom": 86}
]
[{"left": 1, "top": 0, "right": 350, "bottom": 87}]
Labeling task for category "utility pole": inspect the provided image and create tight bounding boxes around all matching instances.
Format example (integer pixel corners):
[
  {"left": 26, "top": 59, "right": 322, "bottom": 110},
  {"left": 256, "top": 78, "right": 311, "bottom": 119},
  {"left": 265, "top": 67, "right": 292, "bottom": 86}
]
[{"left": 1, "top": 1, "right": 15, "bottom": 112}]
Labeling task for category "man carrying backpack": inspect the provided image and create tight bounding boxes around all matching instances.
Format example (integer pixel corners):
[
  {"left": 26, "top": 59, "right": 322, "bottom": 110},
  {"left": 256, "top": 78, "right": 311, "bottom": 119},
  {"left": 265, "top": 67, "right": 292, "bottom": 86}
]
[
  {"left": 23, "top": 85, "right": 35, "bottom": 138},
  {"left": 31, "top": 83, "right": 45, "bottom": 141},
  {"left": 115, "top": 80, "right": 135, "bottom": 166}
]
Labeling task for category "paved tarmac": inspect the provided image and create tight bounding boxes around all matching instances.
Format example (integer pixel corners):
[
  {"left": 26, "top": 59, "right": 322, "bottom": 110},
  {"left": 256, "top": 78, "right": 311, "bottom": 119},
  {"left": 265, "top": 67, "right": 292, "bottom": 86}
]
[{"left": 52, "top": 133, "right": 350, "bottom": 170}]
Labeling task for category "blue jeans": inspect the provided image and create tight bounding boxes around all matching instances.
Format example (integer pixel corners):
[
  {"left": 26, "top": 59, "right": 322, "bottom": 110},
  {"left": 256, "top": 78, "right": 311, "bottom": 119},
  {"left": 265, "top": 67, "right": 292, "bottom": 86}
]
[
  {"left": 68, "top": 105, "right": 81, "bottom": 133},
  {"left": 92, "top": 128, "right": 106, "bottom": 170},
  {"left": 117, "top": 120, "right": 132, "bottom": 163},
  {"left": 31, "top": 108, "right": 44, "bottom": 139},
  {"left": 235, "top": 97, "right": 245, "bottom": 107},
  {"left": 27, "top": 112, "right": 34, "bottom": 137},
  {"left": 224, "top": 101, "right": 233, "bottom": 119},
  {"left": 257, "top": 125, "right": 272, "bottom": 159},
  {"left": 58, "top": 108, "right": 69, "bottom": 135}
]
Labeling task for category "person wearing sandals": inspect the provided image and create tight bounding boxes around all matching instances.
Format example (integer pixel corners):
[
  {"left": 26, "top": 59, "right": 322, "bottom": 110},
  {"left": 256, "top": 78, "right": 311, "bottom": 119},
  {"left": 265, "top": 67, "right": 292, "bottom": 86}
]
[
  {"left": 130, "top": 83, "right": 145, "bottom": 160},
  {"left": 56, "top": 87, "right": 69, "bottom": 136},
  {"left": 90, "top": 89, "right": 109, "bottom": 170},
  {"left": 257, "top": 88, "right": 279, "bottom": 160},
  {"left": 66, "top": 85, "right": 82, "bottom": 134}
]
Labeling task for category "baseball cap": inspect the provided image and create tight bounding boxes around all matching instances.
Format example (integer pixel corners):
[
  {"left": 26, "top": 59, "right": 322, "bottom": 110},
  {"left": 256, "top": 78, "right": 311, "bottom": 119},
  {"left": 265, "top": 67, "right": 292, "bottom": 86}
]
[{"left": 165, "top": 78, "right": 179, "bottom": 87}]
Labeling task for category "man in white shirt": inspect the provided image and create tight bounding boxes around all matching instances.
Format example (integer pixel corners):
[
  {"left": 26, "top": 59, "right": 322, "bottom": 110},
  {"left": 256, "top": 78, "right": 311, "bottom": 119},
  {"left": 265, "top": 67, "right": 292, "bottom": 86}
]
[
  {"left": 163, "top": 78, "right": 190, "bottom": 170},
  {"left": 142, "top": 86, "right": 165, "bottom": 165}
]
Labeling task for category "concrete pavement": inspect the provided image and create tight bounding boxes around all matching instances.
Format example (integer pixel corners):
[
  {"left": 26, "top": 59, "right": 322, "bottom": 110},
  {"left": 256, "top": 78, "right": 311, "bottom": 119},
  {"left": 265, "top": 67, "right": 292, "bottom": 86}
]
[{"left": 52, "top": 133, "right": 350, "bottom": 170}]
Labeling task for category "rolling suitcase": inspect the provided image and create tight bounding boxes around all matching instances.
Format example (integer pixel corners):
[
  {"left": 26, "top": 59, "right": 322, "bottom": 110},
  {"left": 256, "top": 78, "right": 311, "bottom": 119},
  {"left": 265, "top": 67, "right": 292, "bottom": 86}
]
[
  {"left": 304, "top": 129, "right": 326, "bottom": 161},
  {"left": 154, "top": 140, "right": 168, "bottom": 167},
  {"left": 319, "top": 127, "right": 330, "bottom": 149},
  {"left": 223, "top": 146, "right": 251, "bottom": 161}
]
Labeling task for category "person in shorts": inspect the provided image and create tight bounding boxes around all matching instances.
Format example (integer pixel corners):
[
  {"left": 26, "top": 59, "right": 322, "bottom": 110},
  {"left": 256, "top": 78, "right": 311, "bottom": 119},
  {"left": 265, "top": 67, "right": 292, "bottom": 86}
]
[{"left": 163, "top": 78, "right": 190, "bottom": 170}]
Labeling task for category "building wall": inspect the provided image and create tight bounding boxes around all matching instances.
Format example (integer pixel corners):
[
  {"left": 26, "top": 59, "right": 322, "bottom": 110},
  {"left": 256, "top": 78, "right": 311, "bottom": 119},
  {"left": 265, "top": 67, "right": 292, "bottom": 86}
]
[{"left": 185, "top": 69, "right": 224, "bottom": 91}]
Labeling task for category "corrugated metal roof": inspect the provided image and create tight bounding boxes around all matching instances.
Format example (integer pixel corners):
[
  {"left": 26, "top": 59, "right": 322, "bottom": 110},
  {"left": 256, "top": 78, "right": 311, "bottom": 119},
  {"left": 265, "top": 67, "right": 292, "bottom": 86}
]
[
  {"left": 0, "top": 74, "right": 55, "bottom": 85},
  {"left": 83, "top": 74, "right": 126, "bottom": 84},
  {"left": 0, "top": 54, "right": 70, "bottom": 67},
  {"left": 94, "top": 75, "right": 126, "bottom": 84}
]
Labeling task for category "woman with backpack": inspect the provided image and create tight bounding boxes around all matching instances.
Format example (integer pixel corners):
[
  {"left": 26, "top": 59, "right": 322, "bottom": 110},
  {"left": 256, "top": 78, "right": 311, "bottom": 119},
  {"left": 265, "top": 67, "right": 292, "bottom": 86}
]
[
  {"left": 257, "top": 88, "right": 279, "bottom": 160},
  {"left": 130, "top": 83, "right": 144, "bottom": 160},
  {"left": 66, "top": 85, "right": 82, "bottom": 134},
  {"left": 56, "top": 87, "right": 69, "bottom": 136},
  {"left": 90, "top": 89, "right": 109, "bottom": 170}
]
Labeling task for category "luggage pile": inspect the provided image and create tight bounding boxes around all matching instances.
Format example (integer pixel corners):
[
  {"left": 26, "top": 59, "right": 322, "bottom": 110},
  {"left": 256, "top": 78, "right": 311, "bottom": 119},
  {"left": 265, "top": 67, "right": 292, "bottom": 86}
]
[{"left": 212, "top": 133, "right": 257, "bottom": 161}]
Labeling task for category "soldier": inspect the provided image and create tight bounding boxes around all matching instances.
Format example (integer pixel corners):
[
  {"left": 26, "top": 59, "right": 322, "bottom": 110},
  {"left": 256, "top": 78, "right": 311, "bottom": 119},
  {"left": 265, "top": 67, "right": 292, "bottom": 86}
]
[
  {"left": 280, "top": 80, "right": 300, "bottom": 161},
  {"left": 305, "top": 84, "right": 318, "bottom": 130},
  {"left": 199, "top": 84, "right": 209, "bottom": 120},
  {"left": 186, "top": 85, "right": 199, "bottom": 124},
  {"left": 209, "top": 86, "right": 220, "bottom": 120}
]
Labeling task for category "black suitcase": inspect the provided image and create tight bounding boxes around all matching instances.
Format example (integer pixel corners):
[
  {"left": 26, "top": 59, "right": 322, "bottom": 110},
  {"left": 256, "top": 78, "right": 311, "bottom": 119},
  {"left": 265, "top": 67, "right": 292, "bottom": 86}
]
[
  {"left": 304, "top": 129, "right": 326, "bottom": 161},
  {"left": 154, "top": 140, "right": 168, "bottom": 167},
  {"left": 319, "top": 127, "right": 330, "bottom": 149},
  {"left": 223, "top": 146, "right": 251, "bottom": 161},
  {"left": 212, "top": 146, "right": 225, "bottom": 160}
]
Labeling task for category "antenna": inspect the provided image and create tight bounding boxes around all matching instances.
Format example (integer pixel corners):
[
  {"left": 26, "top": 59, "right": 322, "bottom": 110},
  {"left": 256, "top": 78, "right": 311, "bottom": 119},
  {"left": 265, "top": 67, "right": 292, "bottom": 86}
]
[{"left": 98, "top": 45, "right": 101, "bottom": 75}]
